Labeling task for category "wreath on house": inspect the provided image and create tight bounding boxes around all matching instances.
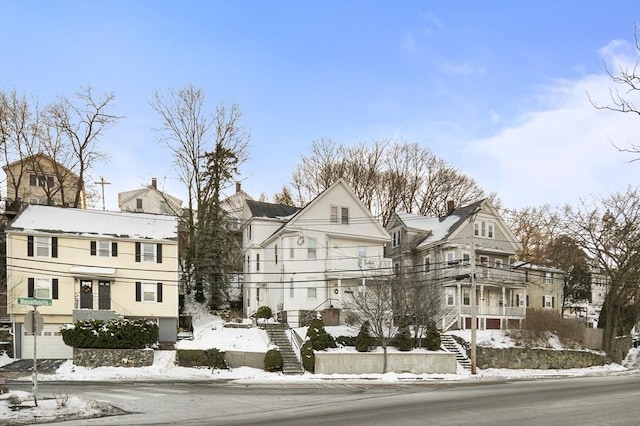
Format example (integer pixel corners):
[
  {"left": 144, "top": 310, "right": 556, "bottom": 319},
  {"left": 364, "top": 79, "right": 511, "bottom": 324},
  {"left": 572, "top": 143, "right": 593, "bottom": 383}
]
[{"left": 81, "top": 284, "right": 92, "bottom": 294}]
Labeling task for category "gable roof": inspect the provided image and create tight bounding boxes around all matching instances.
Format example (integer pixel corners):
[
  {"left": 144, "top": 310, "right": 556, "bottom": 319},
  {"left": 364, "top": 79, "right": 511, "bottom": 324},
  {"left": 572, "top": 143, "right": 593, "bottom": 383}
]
[
  {"left": 2, "top": 153, "right": 77, "bottom": 177},
  {"left": 118, "top": 184, "right": 183, "bottom": 209},
  {"left": 394, "top": 199, "right": 485, "bottom": 247},
  {"left": 7, "top": 204, "right": 178, "bottom": 241}
]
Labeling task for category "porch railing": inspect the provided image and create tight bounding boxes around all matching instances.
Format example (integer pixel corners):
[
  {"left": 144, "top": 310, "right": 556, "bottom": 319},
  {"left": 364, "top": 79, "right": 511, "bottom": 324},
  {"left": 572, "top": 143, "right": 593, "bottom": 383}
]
[{"left": 459, "top": 305, "right": 525, "bottom": 317}]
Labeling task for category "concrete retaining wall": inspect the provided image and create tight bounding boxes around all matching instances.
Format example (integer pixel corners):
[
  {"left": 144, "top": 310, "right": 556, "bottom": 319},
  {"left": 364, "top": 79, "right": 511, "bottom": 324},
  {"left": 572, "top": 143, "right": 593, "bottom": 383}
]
[
  {"left": 73, "top": 348, "right": 155, "bottom": 368},
  {"left": 225, "top": 350, "right": 266, "bottom": 369},
  {"left": 314, "top": 351, "right": 457, "bottom": 374},
  {"left": 476, "top": 347, "right": 610, "bottom": 369}
]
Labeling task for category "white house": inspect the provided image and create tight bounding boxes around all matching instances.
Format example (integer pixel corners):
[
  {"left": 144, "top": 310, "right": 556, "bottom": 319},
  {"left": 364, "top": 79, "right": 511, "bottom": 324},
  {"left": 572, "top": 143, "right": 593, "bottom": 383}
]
[
  {"left": 118, "top": 178, "right": 182, "bottom": 216},
  {"left": 6, "top": 205, "right": 180, "bottom": 359},
  {"left": 242, "top": 179, "right": 391, "bottom": 326}
]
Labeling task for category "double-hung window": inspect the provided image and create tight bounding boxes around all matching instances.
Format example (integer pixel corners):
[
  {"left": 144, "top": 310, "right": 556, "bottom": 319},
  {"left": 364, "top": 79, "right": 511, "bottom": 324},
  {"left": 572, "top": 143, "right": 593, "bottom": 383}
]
[
  {"left": 308, "top": 238, "right": 317, "bottom": 260},
  {"left": 27, "top": 236, "right": 58, "bottom": 258},
  {"left": 135, "top": 242, "right": 162, "bottom": 263},
  {"left": 91, "top": 240, "right": 118, "bottom": 257},
  {"left": 330, "top": 205, "right": 350, "bottom": 224},
  {"left": 136, "top": 282, "right": 163, "bottom": 303},
  {"left": 27, "top": 277, "right": 59, "bottom": 300}
]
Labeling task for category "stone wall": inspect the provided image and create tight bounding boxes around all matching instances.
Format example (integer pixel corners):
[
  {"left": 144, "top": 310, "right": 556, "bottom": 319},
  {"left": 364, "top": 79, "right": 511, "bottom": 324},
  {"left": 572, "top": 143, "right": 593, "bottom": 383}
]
[
  {"left": 73, "top": 348, "right": 155, "bottom": 368},
  {"left": 475, "top": 347, "right": 610, "bottom": 369}
]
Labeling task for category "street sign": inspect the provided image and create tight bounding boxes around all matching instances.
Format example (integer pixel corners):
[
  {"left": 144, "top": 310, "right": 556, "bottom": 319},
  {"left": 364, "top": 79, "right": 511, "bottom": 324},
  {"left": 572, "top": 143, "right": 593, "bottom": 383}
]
[
  {"left": 18, "top": 297, "right": 52, "bottom": 307},
  {"left": 24, "top": 310, "right": 44, "bottom": 335}
]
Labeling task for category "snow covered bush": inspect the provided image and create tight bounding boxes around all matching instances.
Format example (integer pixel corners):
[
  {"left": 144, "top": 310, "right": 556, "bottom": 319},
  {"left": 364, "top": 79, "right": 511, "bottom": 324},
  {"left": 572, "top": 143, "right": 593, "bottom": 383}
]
[
  {"left": 264, "top": 349, "right": 283, "bottom": 372},
  {"left": 60, "top": 319, "right": 158, "bottom": 349},
  {"left": 256, "top": 306, "right": 272, "bottom": 319}
]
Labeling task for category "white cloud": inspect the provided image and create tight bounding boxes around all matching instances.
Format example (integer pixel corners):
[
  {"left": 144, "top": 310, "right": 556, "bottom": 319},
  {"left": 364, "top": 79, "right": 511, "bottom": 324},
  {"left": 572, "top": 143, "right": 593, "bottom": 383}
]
[{"left": 465, "top": 67, "right": 640, "bottom": 209}]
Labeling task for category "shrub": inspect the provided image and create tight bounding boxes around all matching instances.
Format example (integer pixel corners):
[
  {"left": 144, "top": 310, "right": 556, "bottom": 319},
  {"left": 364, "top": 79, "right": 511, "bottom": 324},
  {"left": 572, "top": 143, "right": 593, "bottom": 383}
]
[
  {"left": 422, "top": 321, "right": 441, "bottom": 350},
  {"left": 301, "top": 340, "right": 315, "bottom": 373},
  {"left": 204, "top": 348, "right": 228, "bottom": 369},
  {"left": 335, "top": 335, "right": 356, "bottom": 347},
  {"left": 256, "top": 306, "right": 273, "bottom": 319},
  {"left": 306, "top": 318, "right": 336, "bottom": 350},
  {"left": 61, "top": 319, "right": 158, "bottom": 349},
  {"left": 394, "top": 317, "right": 413, "bottom": 351},
  {"left": 264, "top": 349, "right": 283, "bottom": 372},
  {"left": 355, "top": 321, "right": 376, "bottom": 352}
]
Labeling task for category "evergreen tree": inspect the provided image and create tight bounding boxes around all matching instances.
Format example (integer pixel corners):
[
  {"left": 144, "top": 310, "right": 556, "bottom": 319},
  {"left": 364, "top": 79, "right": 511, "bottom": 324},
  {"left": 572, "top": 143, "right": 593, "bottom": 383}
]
[
  {"left": 394, "top": 317, "right": 413, "bottom": 351},
  {"left": 355, "top": 321, "right": 375, "bottom": 352}
]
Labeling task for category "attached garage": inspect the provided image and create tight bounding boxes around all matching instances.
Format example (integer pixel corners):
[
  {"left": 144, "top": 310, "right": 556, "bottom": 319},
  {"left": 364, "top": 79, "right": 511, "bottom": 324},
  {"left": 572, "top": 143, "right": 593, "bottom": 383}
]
[{"left": 20, "top": 323, "right": 73, "bottom": 359}]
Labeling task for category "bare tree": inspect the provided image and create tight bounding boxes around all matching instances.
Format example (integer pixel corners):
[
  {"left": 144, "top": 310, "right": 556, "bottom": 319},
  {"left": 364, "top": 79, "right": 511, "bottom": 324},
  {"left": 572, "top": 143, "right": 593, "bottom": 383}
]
[
  {"left": 589, "top": 24, "right": 640, "bottom": 162},
  {"left": 344, "top": 276, "right": 396, "bottom": 373},
  {"left": 151, "top": 85, "right": 249, "bottom": 307},
  {"left": 284, "top": 139, "right": 490, "bottom": 227},
  {"left": 562, "top": 186, "right": 640, "bottom": 352},
  {"left": 47, "top": 86, "right": 122, "bottom": 207}
]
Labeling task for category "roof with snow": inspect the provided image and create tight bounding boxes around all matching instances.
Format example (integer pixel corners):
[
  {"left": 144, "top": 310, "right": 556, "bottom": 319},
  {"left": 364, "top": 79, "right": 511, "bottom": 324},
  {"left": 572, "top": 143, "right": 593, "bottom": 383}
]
[
  {"left": 396, "top": 199, "right": 485, "bottom": 248},
  {"left": 7, "top": 204, "right": 178, "bottom": 241}
]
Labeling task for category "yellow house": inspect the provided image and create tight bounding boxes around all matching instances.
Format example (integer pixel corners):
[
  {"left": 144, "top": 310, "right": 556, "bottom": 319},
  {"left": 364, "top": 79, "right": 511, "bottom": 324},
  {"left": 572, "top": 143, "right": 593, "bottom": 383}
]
[
  {"left": 2, "top": 153, "right": 86, "bottom": 211},
  {"left": 6, "top": 205, "right": 179, "bottom": 359}
]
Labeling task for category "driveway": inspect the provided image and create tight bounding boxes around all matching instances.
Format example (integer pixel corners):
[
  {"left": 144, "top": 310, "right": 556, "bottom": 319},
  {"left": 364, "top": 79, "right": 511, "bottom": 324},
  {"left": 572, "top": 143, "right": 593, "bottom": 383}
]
[{"left": 0, "top": 359, "right": 66, "bottom": 379}]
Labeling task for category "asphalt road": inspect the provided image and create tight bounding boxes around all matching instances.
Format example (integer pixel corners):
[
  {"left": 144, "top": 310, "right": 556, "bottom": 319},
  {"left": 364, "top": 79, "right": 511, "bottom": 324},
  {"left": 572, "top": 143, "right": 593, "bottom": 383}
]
[{"left": 7, "top": 373, "right": 640, "bottom": 426}]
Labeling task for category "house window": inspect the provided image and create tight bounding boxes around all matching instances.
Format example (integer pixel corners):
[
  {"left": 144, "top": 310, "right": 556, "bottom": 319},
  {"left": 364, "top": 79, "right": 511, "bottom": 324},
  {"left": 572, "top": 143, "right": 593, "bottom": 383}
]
[
  {"left": 488, "top": 223, "right": 494, "bottom": 239},
  {"left": 308, "top": 287, "right": 317, "bottom": 299},
  {"left": 474, "top": 221, "right": 494, "bottom": 238},
  {"left": 446, "top": 289, "right": 455, "bottom": 306},
  {"left": 308, "top": 238, "right": 316, "bottom": 260},
  {"left": 289, "top": 278, "right": 294, "bottom": 298},
  {"left": 247, "top": 255, "right": 250, "bottom": 272},
  {"left": 29, "top": 174, "right": 37, "bottom": 186},
  {"left": 256, "top": 254, "right": 260, "bottom": 272},
  {"left": 274, "top": 245, "right": 278, "bottom": 264},
  {"left": 462, "top": 252, "right": 470, "bottom": 265},
  {"left": 136, "top": 198, "right": 143, "bottom": 209},
  {"left": 545, "top": 272, "right": 552, "bottom": 284},
  {"left": 98, "top": 241, "right": 111, "bottom": 257},
  {"left": 247, "top": 225, "right": 252, "bottom": 241},
  {"left": 341, "top": 207, "right": 349, "bottom": 224},
  {"left": 142, "top": 243, "right": 156, "bottom": 262},
  {"left": 35, "top": 278, "right": 51, "bottom": 299},
  {"left": 394, "top": 262, "right": 400, "bottom": 277},
  {"left": 445, "top": 251, "right": 457, "bottom": 266},
  {"left": 143, "top": 283, "right": 157, "bottom": 302},
  {"left": 330, "top": 205, "right": 349, "bottom": 224},
  {"left": 463, "top": 289, "right": 470, "bottom": 306},
  {"left": 35, "top": 236, "right": 52, "bottom": 257},
  {"left": 543, "top": 295, "right": 555, "bottom": 308},
  {"left": 392, "top": 230, "right": 401, "bottom": 248},
  {"left": 290, "top": 241, "right": 295, "bottom": 259},
  {"left": 358, "top": 247, "right": 366, "bottom": 267},
  {"left": 423, "top": 256, "right": 431, "bottom": 273}
]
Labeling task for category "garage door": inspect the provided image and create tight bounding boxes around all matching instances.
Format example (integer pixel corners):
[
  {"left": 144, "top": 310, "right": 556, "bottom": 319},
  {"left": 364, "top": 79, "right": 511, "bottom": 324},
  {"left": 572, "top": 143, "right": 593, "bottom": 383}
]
[{"left": 21, "top": 324, "right": 73, "bottom": 359}]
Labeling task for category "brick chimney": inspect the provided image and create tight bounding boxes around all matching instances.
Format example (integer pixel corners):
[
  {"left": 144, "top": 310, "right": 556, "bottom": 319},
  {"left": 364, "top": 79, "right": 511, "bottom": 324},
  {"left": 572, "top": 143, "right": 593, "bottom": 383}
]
[
  {"left": 236, "top": 182, "right": 241, "bottom": 193},
  {"left": 447, "top": 200, "right": 455, "bottom": 215},
  {"left": 151, "top": 178, "right": 157, "bottom": 189}
]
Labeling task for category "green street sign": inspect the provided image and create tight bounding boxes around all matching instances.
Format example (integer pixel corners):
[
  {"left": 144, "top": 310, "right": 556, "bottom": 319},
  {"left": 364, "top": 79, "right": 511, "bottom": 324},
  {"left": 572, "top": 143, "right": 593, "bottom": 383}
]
[{"left": 18, "top": 297, "right": 52, "bottom": 307}]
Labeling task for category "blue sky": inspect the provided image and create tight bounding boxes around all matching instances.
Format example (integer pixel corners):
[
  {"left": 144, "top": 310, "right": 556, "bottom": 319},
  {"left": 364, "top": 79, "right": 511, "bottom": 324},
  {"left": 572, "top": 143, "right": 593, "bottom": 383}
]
[{"left": 1, "top": 0, "right": 638, "bottom": 211}]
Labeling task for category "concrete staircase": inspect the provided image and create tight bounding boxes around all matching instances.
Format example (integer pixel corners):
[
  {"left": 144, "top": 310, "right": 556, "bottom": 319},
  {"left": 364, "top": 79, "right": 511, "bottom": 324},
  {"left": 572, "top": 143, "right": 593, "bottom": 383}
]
[
  {"left": 262, "top": 323, "right": 304, "bottom": 375},
  {"left": 440, "top": 334, "right": 472, "bottom": 372}
]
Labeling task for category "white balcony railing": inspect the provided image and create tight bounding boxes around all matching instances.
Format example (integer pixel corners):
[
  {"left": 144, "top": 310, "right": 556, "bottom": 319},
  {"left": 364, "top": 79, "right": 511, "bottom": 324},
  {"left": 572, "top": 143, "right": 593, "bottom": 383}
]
[{"left": 459, "top": 305, "right": 525, "bottom": 317}]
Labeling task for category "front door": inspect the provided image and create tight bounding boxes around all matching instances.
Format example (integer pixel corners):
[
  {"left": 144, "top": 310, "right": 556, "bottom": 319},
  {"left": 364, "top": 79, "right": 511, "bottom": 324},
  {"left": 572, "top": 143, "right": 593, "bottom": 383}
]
[
  {"left": 80, "top": 280, "right": 93, "bottom": 309},
  {"left": 98, "top": 281, "right": 111, "bottom": 310}
]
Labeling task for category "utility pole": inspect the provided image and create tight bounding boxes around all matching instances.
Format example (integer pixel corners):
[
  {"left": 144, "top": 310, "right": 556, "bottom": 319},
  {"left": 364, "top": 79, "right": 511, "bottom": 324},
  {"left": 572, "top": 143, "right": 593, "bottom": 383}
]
[
  {"left": 94, "top": 176, "right": 111, "bottom": 211},
  {"left": 469, "top": 206, "right": 481, "bottom": 375}
]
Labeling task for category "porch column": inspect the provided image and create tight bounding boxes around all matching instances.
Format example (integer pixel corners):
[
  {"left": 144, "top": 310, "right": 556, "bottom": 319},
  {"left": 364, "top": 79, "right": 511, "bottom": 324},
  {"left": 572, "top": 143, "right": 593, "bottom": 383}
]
[
  {"left": 502, "top": 286, "right": 506, "bottom": 316},
  {"left": 457, "top": 281, "right": 462, "bottom": 329}
]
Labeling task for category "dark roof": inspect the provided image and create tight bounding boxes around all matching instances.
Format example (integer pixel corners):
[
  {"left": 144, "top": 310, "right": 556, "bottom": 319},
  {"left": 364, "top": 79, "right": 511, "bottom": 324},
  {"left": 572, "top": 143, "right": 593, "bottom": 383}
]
[
  {"left": 443, "top": 198, "right": 485, "bottom": 237},
  {"left": 246, "top": 199, "right": 300, "bottom": 219}
]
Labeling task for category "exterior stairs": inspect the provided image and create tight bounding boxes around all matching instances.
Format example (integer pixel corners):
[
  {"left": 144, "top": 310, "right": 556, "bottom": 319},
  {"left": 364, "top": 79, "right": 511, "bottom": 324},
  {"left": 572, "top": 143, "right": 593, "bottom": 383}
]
[
  {"left": 440, "top": 333, "right": 472, "bottom": 372},
  {"left": 262, "top": 323, "right": 305, "bottom": 375}
]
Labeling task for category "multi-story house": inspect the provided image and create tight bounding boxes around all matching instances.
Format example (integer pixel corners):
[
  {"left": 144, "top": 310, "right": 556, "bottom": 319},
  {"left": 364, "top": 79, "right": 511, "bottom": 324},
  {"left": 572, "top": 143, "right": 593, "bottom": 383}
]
[
  {"left": 242, "top": 179, "right": 390, "bottom": 326},
  {"left": 2, "top": 153, "right": 86, "bottom": 213},
  {"left": 514, "top": 262, "right": 566, "bottom": 314},
  {"left": 386, "top": 199, "right": 526, "bottom": 331},
  {"left": 118, "top": 177, "right": 183, "bottom": 216},
  {"left": 6, "top": 205, "right": 179, "bottom": 359}
]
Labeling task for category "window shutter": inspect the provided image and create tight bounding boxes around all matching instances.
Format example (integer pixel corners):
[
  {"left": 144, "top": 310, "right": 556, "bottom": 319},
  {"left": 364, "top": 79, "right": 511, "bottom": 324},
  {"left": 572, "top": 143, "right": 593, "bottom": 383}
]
[
  {"left": 156, "top": 243, "right": 162, "bottom": 263},
  {"left": 28, "top": 278, "right": 34, "bottom": 297},
  {"left": 526, "top": 295, "right": 529, "bottom": 307},
  {"left": 135, "top": 282, "right": 142, "bottom": 302},
  {"left": 90, "top": 241, "right": 97, "bottom": 256},
  {"left": 157, "top": 283, "right": 163, "bottom": 302},
  {"left": 135, "top": 242, "right": 141, "bottom": 262},
  {"left": 51, "top": 237, "right": 58, "bottom": 258},
  {"left": 28, "top": 236, "right": 34, "bottom": 257},
  {"left": 542, "top": 296, "right": 545, "bottom": 307},
  {"left": 111, "top": 242, "right": 118, "bottom": 257},
  {"left": 552, "top": 296, "right": 555, "bottom": 309},
  {"left": 52, "top": 279, "right": 59, "bottom": 299}
]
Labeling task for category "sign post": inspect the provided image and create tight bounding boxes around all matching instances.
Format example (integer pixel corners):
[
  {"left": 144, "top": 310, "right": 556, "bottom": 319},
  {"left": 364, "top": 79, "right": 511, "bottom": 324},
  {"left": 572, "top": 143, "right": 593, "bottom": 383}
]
[{"left": 19, "top": 297, "right": 50, "bottom": 406}]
